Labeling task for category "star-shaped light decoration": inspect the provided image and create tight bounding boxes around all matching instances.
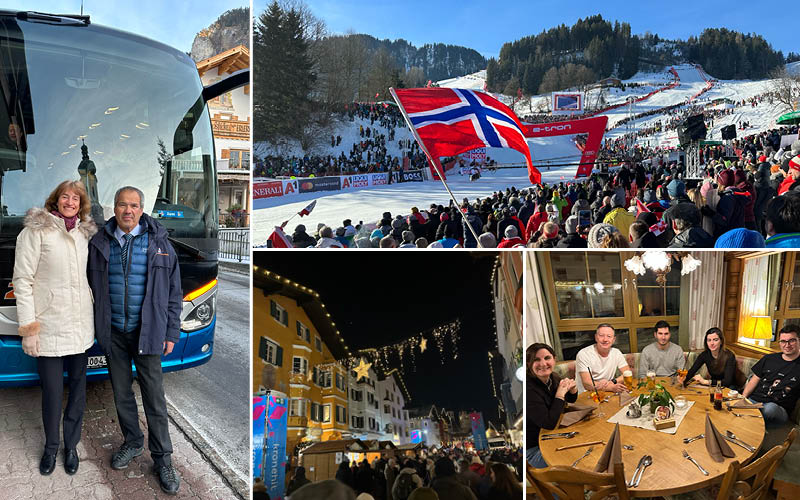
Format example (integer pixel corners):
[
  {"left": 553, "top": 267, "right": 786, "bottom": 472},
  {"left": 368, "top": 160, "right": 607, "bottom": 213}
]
[
  {"left": 354, "top": 358, "right": 372, "bottom": 381},
  {"left": 419, "top": 338, "right": 427, "bottom": 353}
]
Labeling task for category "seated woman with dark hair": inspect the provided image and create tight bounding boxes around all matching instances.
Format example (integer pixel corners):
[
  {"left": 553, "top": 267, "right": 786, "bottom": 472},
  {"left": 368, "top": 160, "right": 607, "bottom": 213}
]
[
  {"left": 526, "top": 343, "right": 577, "bottom": 469},
  {"left": 680, "top": 327, "right": 737, "bottom": 389}
]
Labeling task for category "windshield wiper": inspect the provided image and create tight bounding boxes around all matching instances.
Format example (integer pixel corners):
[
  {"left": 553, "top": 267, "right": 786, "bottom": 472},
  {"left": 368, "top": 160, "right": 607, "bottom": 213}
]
[
  {"left": 167, "top": 235, "right": 202, "bottom": 259},
  {"left": 17, "top": 12, "right": 90, "bottom": 26}
]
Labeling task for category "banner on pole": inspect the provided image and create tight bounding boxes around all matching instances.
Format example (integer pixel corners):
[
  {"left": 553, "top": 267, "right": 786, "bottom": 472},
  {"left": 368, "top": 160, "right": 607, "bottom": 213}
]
[
  {"left": 552, "top": 92, "right": 584, "bottom": 115},
  {"left": 469, "top": 412, "right": 489, "bottom": 451}
]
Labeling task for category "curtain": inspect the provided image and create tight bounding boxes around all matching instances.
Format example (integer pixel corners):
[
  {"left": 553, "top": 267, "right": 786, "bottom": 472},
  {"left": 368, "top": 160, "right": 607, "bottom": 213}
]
[
  {"left": 687, "top": 251, "right": 725, "bottom": 350},
  {"left": 738, "top": 255, "right": 779, "bottom": 339},
  {"left": 526, "top": 253, "right": 555, "bottom": 348}
]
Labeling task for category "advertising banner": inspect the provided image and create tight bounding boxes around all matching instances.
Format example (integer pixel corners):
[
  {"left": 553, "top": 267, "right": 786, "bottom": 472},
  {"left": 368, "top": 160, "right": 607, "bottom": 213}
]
[
  {"left": 463, "top": 147, "right": 486, "bottom": 161},
  {"left": 253, "top": 181, "right": 284, "bottom": 200},
  {"left": 470, "top": 412, "right": 489, "bottom": 451},
  {"left": 523, "top": 115, "right": 608, "bottom": 178},
  {"left": 298, "top": 176, "right": 341, "bottom": 193},
  {"left": 254, "top": 392, "right": 288, "bottom": 498},
  {"left": 370, "top": 173, "right": 389, "bottom": 185},
  {"left": 470, "top": 412, "right": 489, "bottom": 450},
  {"left": 396, "top": 169, "right": 425, "bottom": 183},
  {"left": 410, "top": 430, "right": 423, "bottom": 444},
  {"left": 253, "top": 395, "right": 266, "bottom": 480},
  {"left": 552, "top": 92, "right": 584, "bottom": 115}
]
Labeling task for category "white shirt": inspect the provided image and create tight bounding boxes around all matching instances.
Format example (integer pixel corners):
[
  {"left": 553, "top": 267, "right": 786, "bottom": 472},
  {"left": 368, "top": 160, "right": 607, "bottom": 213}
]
[
  {"left": 575, "top": 345, "right": 628, "bottom": 393},
  {"left": 114, "top": 223, "right": 143, "bottom": 248}
]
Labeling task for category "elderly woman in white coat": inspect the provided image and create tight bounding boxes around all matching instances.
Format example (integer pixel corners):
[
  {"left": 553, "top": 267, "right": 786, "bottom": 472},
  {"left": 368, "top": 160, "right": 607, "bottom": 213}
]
[{"left": 13, "top": 180, "right": 97, "bottom": 476}]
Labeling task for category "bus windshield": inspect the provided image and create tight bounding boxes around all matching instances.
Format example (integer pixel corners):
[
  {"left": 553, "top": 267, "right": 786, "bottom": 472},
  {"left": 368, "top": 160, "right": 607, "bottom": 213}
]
[{"left": 0, "top": 15, "right": 217, "bottom": 250}]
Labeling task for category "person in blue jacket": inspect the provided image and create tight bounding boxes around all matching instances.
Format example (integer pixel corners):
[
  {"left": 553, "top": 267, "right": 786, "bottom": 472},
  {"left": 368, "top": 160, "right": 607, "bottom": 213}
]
[
  {"left": 87, "top": 186, "right": 182, "bottom": 495},
  {"left": 765, "top": 192, "right": 800, "bottom": 248}
]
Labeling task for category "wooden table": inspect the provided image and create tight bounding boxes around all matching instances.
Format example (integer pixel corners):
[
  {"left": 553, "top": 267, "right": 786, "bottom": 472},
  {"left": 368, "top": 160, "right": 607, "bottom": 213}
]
[{"left": 539, "top": 378, "right": 765, "bottom": 497}]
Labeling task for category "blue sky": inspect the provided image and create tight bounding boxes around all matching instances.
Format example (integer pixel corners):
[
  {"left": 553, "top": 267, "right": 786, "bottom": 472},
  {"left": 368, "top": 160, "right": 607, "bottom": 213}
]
[
  {"left": 8, "top": 0, "right": 248, "bottom": 53},
  {"left": 276, "top": 0, "right": 795, "bottom": 59}
]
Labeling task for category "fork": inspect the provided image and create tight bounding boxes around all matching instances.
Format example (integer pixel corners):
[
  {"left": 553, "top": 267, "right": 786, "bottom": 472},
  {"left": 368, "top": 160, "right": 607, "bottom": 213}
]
[
  {"left": 730, "top": 411, "right": 760, "bottom": 418},
  {"left": 571, "top": 446, "right": 593, "bottom": 467},
  {"left": 682, "top": 450, "right": 709, "bottom": 475},
  {"left": 683, "top": 433, "right": 705, "bottom": 444}
]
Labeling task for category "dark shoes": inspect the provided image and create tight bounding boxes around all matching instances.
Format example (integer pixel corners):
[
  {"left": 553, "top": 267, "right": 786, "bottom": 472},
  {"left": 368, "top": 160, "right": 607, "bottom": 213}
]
[
  {"left": 39, "top": 453, "right": 56, "bottom": 475},
  {"left": 111, "top": 443, "right": 144, "bottom": 470},
  {"left": 154, "top": 464, "right": 180, "bottom": 495},
  {"left": 64, "top": 449, "right": 79, "bottom": 475}
]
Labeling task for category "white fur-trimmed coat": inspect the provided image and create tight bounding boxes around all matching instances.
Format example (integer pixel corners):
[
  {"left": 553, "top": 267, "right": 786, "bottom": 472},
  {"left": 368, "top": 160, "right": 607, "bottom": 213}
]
[{"left": 13, "top": 207, "right": 98, "bottom": 356}]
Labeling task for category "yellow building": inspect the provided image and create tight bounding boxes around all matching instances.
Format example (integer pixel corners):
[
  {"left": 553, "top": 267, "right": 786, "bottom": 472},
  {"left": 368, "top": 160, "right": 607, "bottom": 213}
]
[{"left": 252, "top": 266, "right": 353, "bottom": 456}]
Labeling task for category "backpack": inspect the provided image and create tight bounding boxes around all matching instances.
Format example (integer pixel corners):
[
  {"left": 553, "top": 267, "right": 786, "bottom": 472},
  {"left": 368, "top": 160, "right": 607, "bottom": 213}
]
[{"left": 393, "top": 472, "right": 418, "bottom": 500}]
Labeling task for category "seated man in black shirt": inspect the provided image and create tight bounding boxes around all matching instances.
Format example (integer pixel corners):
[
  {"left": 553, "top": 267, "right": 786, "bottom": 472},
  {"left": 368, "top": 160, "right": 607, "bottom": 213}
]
[{"left": 742, "top": 324, "right": 800, "bottom": 428}]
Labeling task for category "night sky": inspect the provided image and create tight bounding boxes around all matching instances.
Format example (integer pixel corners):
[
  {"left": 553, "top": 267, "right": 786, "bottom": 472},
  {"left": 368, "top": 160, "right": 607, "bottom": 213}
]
[{"left": 254, "top": 251, "right": 503, "bottom": 424}]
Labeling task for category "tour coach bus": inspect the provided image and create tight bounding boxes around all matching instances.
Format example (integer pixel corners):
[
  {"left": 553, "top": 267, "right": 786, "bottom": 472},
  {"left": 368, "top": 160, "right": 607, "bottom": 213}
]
[{"left": 0, "top": 11, "right": 248, "bottom": 386}]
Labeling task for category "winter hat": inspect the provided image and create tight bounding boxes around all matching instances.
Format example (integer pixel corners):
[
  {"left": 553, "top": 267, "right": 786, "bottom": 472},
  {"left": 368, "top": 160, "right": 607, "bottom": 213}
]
[
  {"left": 643, "top": 190, "right": 657, "bottom": 204},
  {"left": 758, "top": 155, "right": 767, "bottom": 163},
  {"left": 392, "top": 218, "right": 404, "bottom": 230},
  {"left": 714, "top": 228, "right": 765, "bottom": 248},
  {"left": 564, "top": 215, "right": 579, "bottom": 234},
  {"left": 402, "top": 230, "right": 414, "bottom": 243},
  {"left": 504, "top": 225, "right": 518, "bottom": 239},
  {"left": 478, "top": 232, "right": 497, "bottom": 248},
  {"left": 587, "top": 223, "right": 620, "bottom": 248},
  {"left": 791, "top": 139, "right": 800, "bottom": 156},
  {"left": 408, "top": 487, "right": 440, "bottom": 500},
  {"left": 345, "top": 226, "right": 356, "bottom": 237},
  {"left": 637, "top": 211, "right": 658, "bottom": 227},
  {"left": 542, "top": 221, "right": 559, "bottom": 239},
  {"left": 717, "top": 169, "right": 735, "bottom": 188},
  {"left": 790, "top": 155, "right": 800, "bottom": 172},
  {"left": 335, "top": 226, "right": 345, "bottom": 237},
  {"left": 611, "top": 190, "right": 625, "bottom": 208},
  {"left": 666, "top": 179, "right": 685, "bottom": 198},
  {"left": 434, "top": 457, "right": 456, "bottom": 477},
  {"left": 545, "top": 202, "right": 557, "bottom": 213},
  {"left": 733, "top": 169, "right": 748, "bottom": 186},
  {"left": 570, "top": 198, "right": 590, "bottom": 216},
  {"left": 295, "top": 224, "right": 306, "bottom": 233}
]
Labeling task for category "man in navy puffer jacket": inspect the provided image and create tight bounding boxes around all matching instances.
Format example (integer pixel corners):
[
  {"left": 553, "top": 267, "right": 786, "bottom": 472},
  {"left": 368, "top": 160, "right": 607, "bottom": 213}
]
[{"left": 87, "top": 186, "right": 182, "bottom": 495}]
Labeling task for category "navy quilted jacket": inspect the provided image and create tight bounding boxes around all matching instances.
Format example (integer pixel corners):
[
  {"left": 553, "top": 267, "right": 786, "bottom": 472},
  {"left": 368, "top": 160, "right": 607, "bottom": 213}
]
[{"left": 87, "top": 213, "right": 182, "bottom": 357}]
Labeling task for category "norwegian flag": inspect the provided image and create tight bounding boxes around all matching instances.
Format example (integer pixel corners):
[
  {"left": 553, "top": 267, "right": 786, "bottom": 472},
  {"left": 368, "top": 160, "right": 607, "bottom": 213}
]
[
  {"left": 298, "top": 200, "right": 316, "bottom": 217},
  {"left": 392, "top": 88, "right": 539, "bottom": 184},
  {"left": 266, "top": 226, "right": 293, "bottom": 248}
]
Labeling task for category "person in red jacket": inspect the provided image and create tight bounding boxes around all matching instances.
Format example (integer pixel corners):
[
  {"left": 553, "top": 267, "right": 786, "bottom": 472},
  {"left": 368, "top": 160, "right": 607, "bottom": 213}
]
[
  {"left": 525, "top": 203, "right": 548, "bottom": 240},
  {"left": 498, "top": 225, "right": 524, "bottom": 248},
  {"left": 778, "top": 156, "right": 800, "bottom": 195}
]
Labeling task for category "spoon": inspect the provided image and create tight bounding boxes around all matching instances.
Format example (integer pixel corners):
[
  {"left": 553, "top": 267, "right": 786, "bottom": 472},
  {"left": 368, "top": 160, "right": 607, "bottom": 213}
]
[
  {"left": 571, "top": 446, "right": 593, "bottom": 468},
  {"left": 725, "top": 431, "right": 756, "bottom": 452},
  {"left": 628, "top": 455, "right": 645, "bottom": 487},
  {"left": 683, "top": 434, "right": 704, "bottom": 444},
  {"left": 633, "top": 455, "right": 652, "bottom": 487},
  {"left": 541, "top": 431, "right": 578, "bottom": 440}
]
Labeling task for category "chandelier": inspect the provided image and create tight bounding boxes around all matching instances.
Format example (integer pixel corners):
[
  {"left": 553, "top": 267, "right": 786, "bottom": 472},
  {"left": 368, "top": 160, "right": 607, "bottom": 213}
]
[{"left": 623, "top": 251, "right": 701, "bottom": 286}]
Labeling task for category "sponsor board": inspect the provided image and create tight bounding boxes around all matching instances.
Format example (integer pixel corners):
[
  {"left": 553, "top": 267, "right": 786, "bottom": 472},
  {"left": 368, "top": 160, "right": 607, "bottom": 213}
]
[
  {"left": 341, "top": 174, "right": 370, "bottom": 189},
  {"left": 552, "top": 92, "right": 584, "bottom": 115},
  {"left": 253, "top": 181, "right": 283, "bottom": 199},
  {"left": 393, "top": 170, "right": 425, "bottom": 183},
  {"left": 371, "top": 173, "right": 389, "bottom": 185},
  {"left": 298, "top": 176, "right": 341, "bottom": 193}
]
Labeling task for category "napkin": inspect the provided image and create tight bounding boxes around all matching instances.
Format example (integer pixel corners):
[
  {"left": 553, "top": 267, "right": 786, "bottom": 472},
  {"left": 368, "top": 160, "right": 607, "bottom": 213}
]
[
  {"left": 705, "top": 414, "right": 735, "bottom": 462},
  {"left": 618, "top": 392, "right": 635, "bottom": 407},
  {"left": 559, "top": 404, "right": 596, "bottom": 427},
  {"left": 728, "top": 399, "right": 763, "bottom": 409},
  {"left": 594, "top": 423, "right": 623, "bottom": 474}
]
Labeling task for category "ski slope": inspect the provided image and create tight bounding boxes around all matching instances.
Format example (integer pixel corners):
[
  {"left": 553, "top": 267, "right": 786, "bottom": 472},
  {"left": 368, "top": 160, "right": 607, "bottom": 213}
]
[{"left": 253, "top": 63, "right": 794, "bottom": 244}]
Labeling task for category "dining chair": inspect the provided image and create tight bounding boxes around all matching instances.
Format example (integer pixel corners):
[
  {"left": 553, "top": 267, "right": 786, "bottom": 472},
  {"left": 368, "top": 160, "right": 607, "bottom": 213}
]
[{"left": 528, "top": 462, "right": 629, "bottom": 500}]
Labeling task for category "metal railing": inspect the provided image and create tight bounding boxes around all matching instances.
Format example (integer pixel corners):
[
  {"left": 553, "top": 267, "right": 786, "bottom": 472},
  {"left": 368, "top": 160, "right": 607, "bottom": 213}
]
[{"left": 219, "top": 228, "right": 250, "bottom": 262}]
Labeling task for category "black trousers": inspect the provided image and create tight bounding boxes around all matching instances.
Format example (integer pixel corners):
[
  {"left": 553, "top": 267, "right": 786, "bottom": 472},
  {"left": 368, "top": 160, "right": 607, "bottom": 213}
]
[
  {"left": 37, "top": 352, "right": 88, "bottom": 454},
  {"left": 107, "top": 329, "right": 173, "bottom": 466}
]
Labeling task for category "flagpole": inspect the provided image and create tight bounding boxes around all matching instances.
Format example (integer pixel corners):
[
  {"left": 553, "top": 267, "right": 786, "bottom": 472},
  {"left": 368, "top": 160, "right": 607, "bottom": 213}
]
[{"left": 389, "top": 87, "right": 484, "bottom": 248}]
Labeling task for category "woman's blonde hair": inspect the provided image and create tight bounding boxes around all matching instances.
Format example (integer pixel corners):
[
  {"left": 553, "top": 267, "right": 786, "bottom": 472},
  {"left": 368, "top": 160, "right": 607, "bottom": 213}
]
[{"left": 44, "top": 180, "right": 91, "bottom": 221}]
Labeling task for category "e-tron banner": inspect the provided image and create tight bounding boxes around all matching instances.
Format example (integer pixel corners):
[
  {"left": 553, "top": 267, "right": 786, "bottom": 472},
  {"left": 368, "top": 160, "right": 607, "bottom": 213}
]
[
  {"left": 552, "top": 92, "right": 584, "bottom": 115},
  {"left": 523, "top": 115, "right": 608, "bottom": 178},
  {"left": 470, "top": 412, "right": 489, "bottom": 451}
]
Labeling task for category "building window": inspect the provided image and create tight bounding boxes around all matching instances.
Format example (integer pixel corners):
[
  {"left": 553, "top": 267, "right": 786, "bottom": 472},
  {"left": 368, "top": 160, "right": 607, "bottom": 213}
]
[
  {"left": 336, "top": 373, "right": 346, "bottom": 391},
  {"left": 258, "top": 337, "right": 282, "bottom": 366},
  {"left": 323, "top": 404, "right": 331, "bottom": 423},
  {"left": 384, "top": 404, "right": 390, "bottom": 414},
  {"left": 289, "top": 399, "right": 307, "bottom": 417},
  {"left": 292, "top": 356, "right": 308, "bottom": 376},
  {"left": 336, "top": 405, "right": 347, "bottom": 424},
  {"left": 296, "top": 321, "right": 311, "bottom": 342},
  {"left": 319, "top": 370, "right": 332, "bottom": 388},
  {"left": 310, "top": 402, "right": 320, "bottom": 422},
  {"left": 270, "top": 300, "right": 288, "bottom": 327},
  {"left": 228, "top": 149, "right": 250, "bottom": 169},
  {"left": 315, "top": 336, "right": 323, "bottom": 352},
  {"left": 351, "top": 389, "right": 363, "bottom": 402},
  {"left": 367, "top": 392, "right": 375, "bottom": 405}
]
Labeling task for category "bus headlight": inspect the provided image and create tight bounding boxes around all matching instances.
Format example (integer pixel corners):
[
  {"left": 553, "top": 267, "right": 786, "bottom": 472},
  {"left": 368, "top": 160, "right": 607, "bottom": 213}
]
[{"left": 182, "top": 294, "right": 216, "bottom": 332}]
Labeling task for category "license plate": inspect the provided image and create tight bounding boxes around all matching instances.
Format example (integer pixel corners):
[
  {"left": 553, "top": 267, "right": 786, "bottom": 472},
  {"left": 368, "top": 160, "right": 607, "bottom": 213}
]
[{"left": 87, "top": 355, "right": 107, "bottom": 369}]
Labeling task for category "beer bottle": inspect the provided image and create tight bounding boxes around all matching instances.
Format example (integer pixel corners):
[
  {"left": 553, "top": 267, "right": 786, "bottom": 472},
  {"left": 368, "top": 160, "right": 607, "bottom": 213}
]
[{"left": 714, "top": 381, "right": 723, "bottom": 410}]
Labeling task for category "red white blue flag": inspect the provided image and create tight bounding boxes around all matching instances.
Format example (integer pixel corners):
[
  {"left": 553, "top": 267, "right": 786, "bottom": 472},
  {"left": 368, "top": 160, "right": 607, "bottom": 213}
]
[{"left": 392, "top": 88, "right": 539, "bottom": 184}]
